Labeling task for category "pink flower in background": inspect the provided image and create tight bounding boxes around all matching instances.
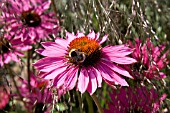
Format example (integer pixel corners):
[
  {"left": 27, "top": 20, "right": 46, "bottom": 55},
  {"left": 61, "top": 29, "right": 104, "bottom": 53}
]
[
  {"left": 17, "top": 74, "right": 55, "bottom": 113},
  {"left": 0, "top": 87, "right": 10, "bottom": 110},
  {"left": 128, "top": 38, "right": 169, "bottom": 80},
  {"left": 104, "top": 86, "right": 166, "bottom": 113},
  {"left": 33, "top": 31, "right": 136, "bottom": 95},
  {"left": 0, "top": 35, "right": 30, "bottom": 67},
  {"left": 2, "top": 0, "right": 60, "bottom": 44}
]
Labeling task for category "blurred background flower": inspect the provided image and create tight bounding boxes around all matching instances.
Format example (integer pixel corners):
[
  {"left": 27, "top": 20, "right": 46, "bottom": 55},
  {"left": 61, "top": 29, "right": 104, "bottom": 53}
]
[
  {"left": 1, "top": 0, "right": 60, "bottom": 45},
  {"left": 127, "top": 38, "right": 169, "bottom": 80},
  {"left": 15, "top": 74, "right": 56, "bottom": 113},
  {"left": 104, "top": 86, "right": 166, "bottom": 113},
  {"left": 0, "top": 33, "right": 31, "bottom": 67}
]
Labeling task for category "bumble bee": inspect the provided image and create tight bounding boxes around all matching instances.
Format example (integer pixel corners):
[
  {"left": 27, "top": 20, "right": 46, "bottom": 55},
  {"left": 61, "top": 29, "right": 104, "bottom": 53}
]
[{"left": 69, "top": 49, "right": 86, "bottom": 64}]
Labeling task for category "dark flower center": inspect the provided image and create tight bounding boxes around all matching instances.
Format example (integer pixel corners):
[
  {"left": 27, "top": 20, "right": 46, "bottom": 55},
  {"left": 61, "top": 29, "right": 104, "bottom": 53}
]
[
  {"left": 67, "top": 36, "right": 101, "bottom": 67},
  {"left": 34, "top": 103, "right": 47, "bottom": 113},
  {"left": 0, "top": 38, "right": 11, "bottom": 54},
  {"left": 21, "top": 10, "right": 41, "bottom": 27}
]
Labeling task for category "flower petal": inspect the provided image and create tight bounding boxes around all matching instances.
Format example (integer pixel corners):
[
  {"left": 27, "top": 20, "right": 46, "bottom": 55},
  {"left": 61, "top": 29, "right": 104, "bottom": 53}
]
[
  {"left": 97, "top": 63, "right": 129, "bottom": 86},
  {"left": 102, "top": 45, "right": 133, "bottom": 56},
  {"left": 33, "top": 57, "right": 65, "bottom": 72},
  {"left": 36, "top": 48, "right": 66, "bottom": 57},
  {"left": 78, "top": 68, "right": 89, "bottom": 94},
  {"left": 66, "top": 32, "right": 77, "bottom": 43},
  {"left": 41, "top": 65, "right": 68, "bottom": 79},
  {"left": 55, "top": 38, "right": 69, "bottom": 49},
  {"left": 99, "top": 34, "right": 108, "bottom": 44},
  {"left": 102, "top": 55, "right": 137, "bottom": 64},
  {"left": 65, "top": 67, "right": 79, "bottom": 90},
  {"left": 87, "top": 31, "right": 96, "bottom": 39},
  {"left": 76, "top": 32, "right": 85, "bottom": 38},
  {"left": 86, "top": 67, "right": 97, "bottom": 95},
  {"left": 100, "top": 59, "right": 133, "bottom": 79},
  {"left": 91, "top": 67, "right": 102, "bottom": 87}
]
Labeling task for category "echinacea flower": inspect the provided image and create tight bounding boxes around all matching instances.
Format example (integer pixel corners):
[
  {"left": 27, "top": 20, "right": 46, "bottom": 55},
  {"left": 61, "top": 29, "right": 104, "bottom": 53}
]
[
  {"left": 128, "top": 38, "right": 169, "bottom": 80},
  {"left": 2, "top": 0, "right": 60, "bottom": 44},
  {"left": 104, "top": 86, "right": 166, "bottom": 113},
  {"left": 33, "top": 31, "right": 136, "bottom": 95},
  {"left": 0, "top": 86, "right": 10, "bottom": 110},
  {"left": 17, "top": 74, "right": 55, "bottom": 113},
  {"left": 0, "top": 34, "right": 30, "bottom": 67}
]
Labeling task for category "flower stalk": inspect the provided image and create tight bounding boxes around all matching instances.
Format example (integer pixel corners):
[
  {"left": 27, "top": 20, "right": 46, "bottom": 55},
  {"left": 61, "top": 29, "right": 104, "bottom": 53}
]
[
  {"left": 5, "top": 64, "right": 23, "bottom": 100},
  {"left": 77, "top": 91, "right": 83, "bottom": 113},
  {"left": 91, "top": 93, "right": 104, "bottom": 113},
  {"left": 27, "top": 50, "right": 31, "bottom": 92}
]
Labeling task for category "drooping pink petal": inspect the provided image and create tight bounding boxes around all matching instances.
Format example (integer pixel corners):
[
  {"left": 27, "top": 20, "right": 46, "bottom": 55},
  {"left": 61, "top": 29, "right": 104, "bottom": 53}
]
[
  {"left": 97, "top": 63, "right": 129, "bottom": 86},
  {"left": 41, "top": 42, "right": 67, "bottom": 51},
  {"left": 100, "top": 59, "right": 133, "bottom": 79},
  {"left": 53, "top": 70, "right": 69, "bottom": 88},
  {"left": 41, "top": 65, "right": 68, "bottom": 79},
  {"left": 36, "top": 48, "right": 66, "bottom": 57},
  {"left": 102, "top": 55, "right": 137, "bottom": 64},
  {"left": 78, "top": 68, "right": 89, "bottom": 94},
  {"left": 91, "top": 67, "right": 102, "bottom": 87},
  {"left": 102, "top": 46, "right": 133, "bottom": 57},
  {"left": 33, "top": 57, "right": 65, "bottom": 72},
  {"left": 65, "top": 67, "right": 79, "bottom": 90},
  {"left": 86, "top": 67, "right": 97, "bottom": 95}
]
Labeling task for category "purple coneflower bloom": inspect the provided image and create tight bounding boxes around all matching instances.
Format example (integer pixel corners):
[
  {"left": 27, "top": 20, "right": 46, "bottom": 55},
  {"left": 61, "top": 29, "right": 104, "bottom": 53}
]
[
  {"left": 0, "top": 35, "right": 30, "bottom": 67},
  {"left": 104, "top": 86, "right": 166, "bottom": 113},
  {"left": 128, "top": 38, "right": 169, "bottom": 80},
  {"left": 2, "top": 0, "right": 60, "bottom": 44},
  {"left": 17, "top": 74, "right": 55, "bottom": 113},
  {"left": 33, "top": 31, "right": 136, "bottom": 95}
]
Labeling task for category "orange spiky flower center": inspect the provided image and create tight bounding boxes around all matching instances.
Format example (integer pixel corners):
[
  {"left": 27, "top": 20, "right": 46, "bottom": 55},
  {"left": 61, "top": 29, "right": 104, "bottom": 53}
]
[
  {"left": 67, "top": 36, "right": 101, "bottom": 67},
  {"left": 21, "top": 10, "right": 41, "bottom": 27}
]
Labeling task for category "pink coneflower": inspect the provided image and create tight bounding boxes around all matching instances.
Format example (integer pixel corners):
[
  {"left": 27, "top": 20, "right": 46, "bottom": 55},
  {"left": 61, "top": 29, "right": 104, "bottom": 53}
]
[
  {"left": 0, "top": 87, "right": 10, "bottom": 110},
  {"left": 17, "top": 74, "right": 54, "bottom": 113},
  {"left": 33, "top": 31, "right": 136, "bottom": 95},
  {"left": 104, "top": 86, "right": 166, "bottom": 113},
  {"left": 0, "top": 35, "right": 30, "bottom": 67},
  {"left": 128, "top": 38, "right": 169, "bottom": 80},
  {"left": 2, "top": 0, "right": 60, "bottom": 44}
]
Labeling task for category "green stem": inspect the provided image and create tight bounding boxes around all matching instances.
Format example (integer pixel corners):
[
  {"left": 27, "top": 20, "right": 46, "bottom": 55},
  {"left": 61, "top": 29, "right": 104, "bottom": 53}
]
[
  {"left": 27, "top": 50, "right": 31, "bottom": 92},
  {"left": 51, "top": 0, "right": 58, "bottom": 17},
  {"left": 91, "top": 93, "right": 104, "bottom": 113},
  {"left": 77, "top": 91, "right": 83, "bottom": 113},
  {"left": 85, "top": 92, "right": 94, "bottom": 113},
  {"left": 5, "top": 64, "right": 23, "bottom": 100}
]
